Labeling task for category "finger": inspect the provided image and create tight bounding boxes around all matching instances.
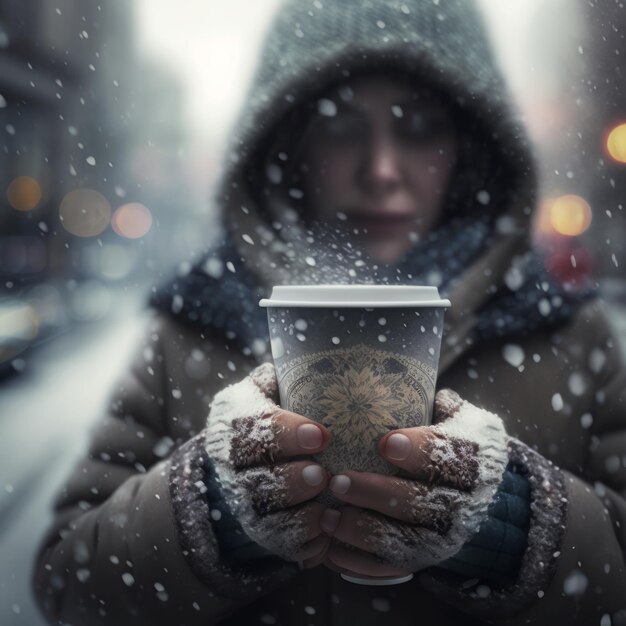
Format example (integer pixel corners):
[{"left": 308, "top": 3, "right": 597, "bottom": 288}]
[
  {"left": 326, "top": 540, "right": 412, "bottom": 578},
  {"left": 322, "top": 556, "right": 346, "bottom": 575},
  {"left": 299, "top": 534, "right": 331, "bottom": 569},
  {"left": 324, "top": 506, "right": 379, "bottom": 553},
  {"left": 329, "top": 470, "right": 425, "bottom": 523},
  {"left": 241, "top": 461, "right": 330, "bottom": 515},
  {"left": 272, "top": 409, "right": 331, "bottom": 458},
  {"left": 252, "top": 500, "right": 327, "bottom": 546},
  {"left": 230, "top": 409, "right": 330, "bottom": 469},
  {"left": 377, "top": 427, "right": 479, "bottom": 491},
  {"left": 328, "top": 473, "right": 459, "bottom": 531}
]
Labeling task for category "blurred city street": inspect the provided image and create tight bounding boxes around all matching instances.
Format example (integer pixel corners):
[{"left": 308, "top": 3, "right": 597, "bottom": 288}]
[{"left": 0, "top": 294, "right": 147, "bottom": 626}]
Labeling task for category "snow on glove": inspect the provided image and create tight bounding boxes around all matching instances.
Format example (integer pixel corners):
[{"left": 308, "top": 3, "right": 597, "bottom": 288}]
[
  {"left": 323, "top": 389, "right": 510, "bottom": 575},
  {"left": 204, "top": 363, "right": 331, "bottom": 564}
]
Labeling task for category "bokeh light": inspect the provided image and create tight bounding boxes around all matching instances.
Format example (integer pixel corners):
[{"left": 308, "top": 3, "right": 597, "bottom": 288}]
[
  {"left": 59, "top": 189, "right": 111, "bottom": 237},
  {"left": 111, "top": 202, "right": 153, "bottom": 239},
  {"left": 99, "top": 244, "right": 135, "bottom": 280},
  {"left": 68, "top": 279, "right": 111, "bottom": 322},
  {"left": 548, "top": 195, "right": 592, "bottom": 237},
  {"left": 0, "top": 303, "right": 39, "bottom": 364},
  {"left": 606, "top": 123, "right": 626, "bottom": 163},
  {"left": 25, "top": 284, "right": 68, "bottom": 329},
  {"left": 7, "top": 176, "right": 42, "bottom": 211}
]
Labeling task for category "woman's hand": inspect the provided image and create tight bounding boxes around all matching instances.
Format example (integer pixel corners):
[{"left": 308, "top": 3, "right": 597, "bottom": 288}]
[
  {"left": 320, "top": 389, "right": 510, "bottom": 578},
  {"left": 204, "top": 363, "right": 333, "bottom": 568}
]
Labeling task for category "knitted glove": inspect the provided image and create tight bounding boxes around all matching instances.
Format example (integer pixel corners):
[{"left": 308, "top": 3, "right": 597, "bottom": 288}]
[
  {"left": 203, "top": 363, "right": 328, "bottom": 564},
  {"left": 418, "top": 437, "right": 568, "bottom": 619},
  {"left": 437, "top": 463, "right": 531, "bottom": 585},
  {"left": 325, "top": 389, "right": 510, "bottom": 574}
]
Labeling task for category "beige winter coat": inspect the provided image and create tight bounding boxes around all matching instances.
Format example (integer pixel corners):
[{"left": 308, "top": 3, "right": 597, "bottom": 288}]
[
  {"left": 32, "top": 293, "right": 626, "bottom": 625},
  {"left": 32, "top": 0, "right": 626, "bottom": 622}
]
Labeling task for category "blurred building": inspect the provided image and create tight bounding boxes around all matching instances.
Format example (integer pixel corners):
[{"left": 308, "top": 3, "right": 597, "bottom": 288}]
[
  {"left": 1, "top": 0, "right": 133, "bottom": 284},
  {"left": 579, "top": 0, "right": 626, "bottom": 284},
  {"left": 527, "top": 0, "right": 626, "bottom": 293},
  {"left": 122, "top": 57, "right": 204, "bottom": 282},
  {"left": 0, "top": 0, "right": 191, "bottom": 372}
]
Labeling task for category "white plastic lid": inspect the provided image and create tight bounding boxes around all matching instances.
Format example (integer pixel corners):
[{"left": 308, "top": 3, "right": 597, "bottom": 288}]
[{"left": 258, "top": 285, "right": 451, "bottom": 308}]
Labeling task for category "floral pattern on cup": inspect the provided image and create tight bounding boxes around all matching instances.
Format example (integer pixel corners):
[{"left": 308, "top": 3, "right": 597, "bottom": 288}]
[{"left": 279, "top": 344, "right": 436, "bottom": 476}]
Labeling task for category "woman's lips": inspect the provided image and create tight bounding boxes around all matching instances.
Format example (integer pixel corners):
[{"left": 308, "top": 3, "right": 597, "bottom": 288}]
[{"left": 342, "top": 213, "right": 415, "bottom": 236}]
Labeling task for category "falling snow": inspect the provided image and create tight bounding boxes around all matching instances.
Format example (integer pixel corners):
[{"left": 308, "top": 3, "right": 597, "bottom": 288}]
[
  {"left": 552, "top": 393, "right": 564, "bottom": 411},
  {"left": 568, "top": 373, "right": 586, "bottom": 396},
  {"left": 563, "top": 570, "right": 588, "bottom": 596},
  {"left": 203, "top": 258, "right": 224, "bottom": 279},
  {"left": 580, "top": 413, "right": 593, "bottom": 429},
  {"left": 318, "top": 99, "right": 337, "bottom": 117},
  {"left": 476, "top": 190, "right": 491, "bottom": 205},
  {"left": 502, "top": 344, "right": 525, "bottom": 367}
]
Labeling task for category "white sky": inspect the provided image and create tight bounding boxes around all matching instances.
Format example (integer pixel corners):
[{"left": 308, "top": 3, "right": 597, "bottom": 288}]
[{"left": 134, "top": 0, "right": 545, "bottom": 145}]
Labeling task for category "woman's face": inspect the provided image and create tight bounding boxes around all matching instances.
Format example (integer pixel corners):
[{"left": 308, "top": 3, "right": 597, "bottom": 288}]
[{"left": 297, "top": 75, "right": 458, "bottom": 264}]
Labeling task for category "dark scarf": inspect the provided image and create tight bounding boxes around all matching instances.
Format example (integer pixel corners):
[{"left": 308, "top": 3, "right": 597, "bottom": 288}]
[{"left": 150, "top": 219, "right": 595, "bottom": 354}]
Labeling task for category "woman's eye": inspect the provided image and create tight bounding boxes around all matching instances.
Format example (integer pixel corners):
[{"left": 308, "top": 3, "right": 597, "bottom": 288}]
[
  {"left": 318, "top": 116, "right": 365, "bottom": 141},
  {"left": 400, "top": 112, "right": 450, "bottom": 142}
]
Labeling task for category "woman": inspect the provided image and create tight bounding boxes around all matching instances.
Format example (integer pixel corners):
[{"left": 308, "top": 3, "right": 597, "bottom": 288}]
[{"left": 33, "top": 0, "right": 626, "bottom": 624}]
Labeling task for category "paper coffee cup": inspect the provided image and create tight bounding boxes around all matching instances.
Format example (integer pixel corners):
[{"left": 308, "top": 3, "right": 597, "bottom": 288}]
[
  {"left": 259, "top": 285, "right": 451, "bottom": 471},
  {"left": 259, "top": 285, "right": 451, "bottom": 586}
]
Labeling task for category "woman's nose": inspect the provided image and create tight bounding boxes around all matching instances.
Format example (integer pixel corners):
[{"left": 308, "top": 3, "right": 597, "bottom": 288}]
[{"left": 359, "top": 135, "right": 403, "bottom": 190}]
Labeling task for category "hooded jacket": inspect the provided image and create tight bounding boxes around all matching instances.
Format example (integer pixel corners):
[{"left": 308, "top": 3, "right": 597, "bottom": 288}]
[{"left": 33, "top": 1, "right": 626, "bottom": 625}]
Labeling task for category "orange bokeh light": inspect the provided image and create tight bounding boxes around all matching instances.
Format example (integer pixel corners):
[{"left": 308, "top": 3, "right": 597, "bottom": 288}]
[
  {"left": 7, "top": 176, "right": 42, "bottom": 211},
  {"left": 59, "top": 189, "right": 111, "bottom": 237},
  {"left": 607, "top": 123, "right": 626, "bottom": 164},
  {"left": 548, "top": 195, "right": 592, "bottom": 237},
  {"left": 111, "top": 203, "right": 152, "bottom": 239}
]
